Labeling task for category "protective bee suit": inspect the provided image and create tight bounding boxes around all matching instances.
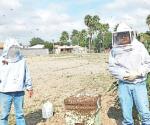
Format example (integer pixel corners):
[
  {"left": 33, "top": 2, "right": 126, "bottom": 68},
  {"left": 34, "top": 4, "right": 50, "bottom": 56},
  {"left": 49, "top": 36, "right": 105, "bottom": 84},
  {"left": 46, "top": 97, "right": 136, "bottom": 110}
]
[
  {"left": 108, "top": 23, "right": 150, "bottom": 125},
  {"left": 0, "top": 38, "right": 32, "bottom": 92},
  {"left": 0, "top": 38, "right": 33, "bottom": 125}
]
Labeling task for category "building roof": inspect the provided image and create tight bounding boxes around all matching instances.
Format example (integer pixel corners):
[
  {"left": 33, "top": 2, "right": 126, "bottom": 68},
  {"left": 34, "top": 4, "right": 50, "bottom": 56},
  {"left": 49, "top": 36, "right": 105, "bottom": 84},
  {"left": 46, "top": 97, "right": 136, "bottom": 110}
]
[{"left": 30, "top": 44, "right": 44, "bottom": 49}]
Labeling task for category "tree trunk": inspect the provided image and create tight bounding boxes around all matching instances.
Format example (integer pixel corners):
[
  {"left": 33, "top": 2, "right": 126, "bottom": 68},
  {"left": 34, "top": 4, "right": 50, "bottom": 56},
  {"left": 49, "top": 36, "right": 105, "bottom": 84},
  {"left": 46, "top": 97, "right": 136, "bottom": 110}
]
[{"left": 89, "top": 33, "right": 92, "bottom": 53}]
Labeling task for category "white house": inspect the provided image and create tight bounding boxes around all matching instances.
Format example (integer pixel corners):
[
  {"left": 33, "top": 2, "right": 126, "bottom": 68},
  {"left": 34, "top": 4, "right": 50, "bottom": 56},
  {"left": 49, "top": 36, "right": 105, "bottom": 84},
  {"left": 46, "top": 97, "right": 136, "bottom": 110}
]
[
  {"left": 54, "top": 45, "right": 87, "bottom": 54},
  {"left": 30, "top": 44, "right": 44, "bottom": 49}
]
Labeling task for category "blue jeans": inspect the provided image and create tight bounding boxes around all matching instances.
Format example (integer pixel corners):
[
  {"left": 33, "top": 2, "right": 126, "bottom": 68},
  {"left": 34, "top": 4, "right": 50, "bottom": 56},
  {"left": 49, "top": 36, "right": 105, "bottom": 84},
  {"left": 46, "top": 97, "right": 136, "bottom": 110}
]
[
  {"left": 0, "top": 91, "right": 26, "bottom": 125},
  {"left": 118, "top": 81, "right": 150, "bottom": 125}
]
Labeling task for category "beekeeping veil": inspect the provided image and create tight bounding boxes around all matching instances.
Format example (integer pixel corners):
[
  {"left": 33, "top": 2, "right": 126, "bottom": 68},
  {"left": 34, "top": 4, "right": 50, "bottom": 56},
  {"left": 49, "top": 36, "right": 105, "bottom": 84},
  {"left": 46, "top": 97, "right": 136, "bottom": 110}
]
[
  {"left": 111, "top": 23, "right": 136, "bottom": 55},
  {"left": 112, "top": 23, "right": 135, "bottom": 47},
  {"left": 2, "top": 38, "right": 22, "bottom": 63}
]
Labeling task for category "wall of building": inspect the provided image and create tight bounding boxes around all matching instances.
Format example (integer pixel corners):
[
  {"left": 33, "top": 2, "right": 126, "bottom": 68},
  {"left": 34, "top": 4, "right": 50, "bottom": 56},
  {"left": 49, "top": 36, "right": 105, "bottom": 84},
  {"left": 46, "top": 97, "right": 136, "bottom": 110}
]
[
  {"left": 0, "top": 48, "right": 49, "bottom": 56},
  {"left": 21, "top": 48, "right": 49, "bottom": 56}
]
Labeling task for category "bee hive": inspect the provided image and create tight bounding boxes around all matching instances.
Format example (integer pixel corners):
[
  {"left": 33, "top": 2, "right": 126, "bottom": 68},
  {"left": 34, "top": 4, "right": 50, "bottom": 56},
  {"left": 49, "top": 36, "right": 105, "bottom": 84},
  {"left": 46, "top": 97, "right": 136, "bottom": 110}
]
[{"left": 64, "top": 94, "right": 101, "bottom": 125}]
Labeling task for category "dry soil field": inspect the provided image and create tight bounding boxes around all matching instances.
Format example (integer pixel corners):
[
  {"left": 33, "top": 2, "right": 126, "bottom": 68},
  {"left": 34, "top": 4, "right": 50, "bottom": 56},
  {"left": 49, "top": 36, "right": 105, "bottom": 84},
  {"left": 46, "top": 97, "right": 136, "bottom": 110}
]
[{"left": 9, "top": 53, "right": 122, "bottom": 125}]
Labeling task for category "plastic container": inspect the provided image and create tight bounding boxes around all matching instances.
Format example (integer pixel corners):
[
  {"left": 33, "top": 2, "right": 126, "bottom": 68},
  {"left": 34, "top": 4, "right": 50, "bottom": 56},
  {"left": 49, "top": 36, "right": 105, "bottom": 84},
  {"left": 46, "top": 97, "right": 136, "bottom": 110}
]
[{"left": 42, "top": 101, "right": 54, "bottom": 119}]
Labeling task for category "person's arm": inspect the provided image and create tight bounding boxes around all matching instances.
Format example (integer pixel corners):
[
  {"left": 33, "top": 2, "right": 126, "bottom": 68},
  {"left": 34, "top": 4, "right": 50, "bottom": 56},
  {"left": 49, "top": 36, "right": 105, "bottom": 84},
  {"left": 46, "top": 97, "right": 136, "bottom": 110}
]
[
  {"left": 24, "top": 62, "right": 33, "bottom": 98},
  {"left": 108, "top": 51, "right": 129, "bottom": 80}
]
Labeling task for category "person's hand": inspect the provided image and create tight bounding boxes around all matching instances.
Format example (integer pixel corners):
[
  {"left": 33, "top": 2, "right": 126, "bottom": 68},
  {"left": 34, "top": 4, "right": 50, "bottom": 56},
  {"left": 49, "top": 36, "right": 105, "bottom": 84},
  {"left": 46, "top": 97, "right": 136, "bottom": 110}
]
[
  {"left": 2, "top": 60, "right": 8, "bottom": 65},
  {"left": 123, "top": 75, "right": 137, "bottom": 81},
  {"left": 27, "top": 90, "right": 33, "bottom": 98},
  {"left": 123, "top": 71, "right": 138, "bottom": 81}
]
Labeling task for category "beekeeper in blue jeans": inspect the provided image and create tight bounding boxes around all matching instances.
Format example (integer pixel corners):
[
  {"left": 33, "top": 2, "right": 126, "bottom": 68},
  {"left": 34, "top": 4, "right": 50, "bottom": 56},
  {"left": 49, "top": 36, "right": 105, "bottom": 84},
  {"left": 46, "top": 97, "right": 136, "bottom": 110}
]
[
  {"left": 108, "top": 22, "right": 150, "bottom": 125},
  {"left": 0, "top": 38, "right": 33, "bottom": 125}
]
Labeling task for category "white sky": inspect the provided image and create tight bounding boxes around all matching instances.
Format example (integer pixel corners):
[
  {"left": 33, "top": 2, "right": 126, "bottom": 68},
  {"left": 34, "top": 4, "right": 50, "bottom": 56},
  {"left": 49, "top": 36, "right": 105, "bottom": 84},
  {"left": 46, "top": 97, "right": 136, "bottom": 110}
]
[{"left": 0, "top": 0, "right": 149, "bottom": 44}]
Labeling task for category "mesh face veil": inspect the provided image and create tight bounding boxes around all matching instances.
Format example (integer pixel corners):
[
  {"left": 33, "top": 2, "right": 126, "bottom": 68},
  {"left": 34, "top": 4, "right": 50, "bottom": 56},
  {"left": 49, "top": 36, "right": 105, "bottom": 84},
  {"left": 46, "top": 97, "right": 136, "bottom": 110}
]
[
  {"left": 6, "top": 45, "right": 21, "bottom": 60},
  {"left": 112, "top": 23, "right": 135, "bottom": 47},
  {"left": 113, "top": 31, "right": 131, "bottom": 46}
]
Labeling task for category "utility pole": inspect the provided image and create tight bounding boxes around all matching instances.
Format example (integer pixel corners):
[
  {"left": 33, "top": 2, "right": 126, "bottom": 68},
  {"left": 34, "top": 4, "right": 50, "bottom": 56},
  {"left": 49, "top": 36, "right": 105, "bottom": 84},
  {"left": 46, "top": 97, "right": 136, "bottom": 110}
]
[
  {"left": 100, "top": 40, "right": 102, "bottom": 53},
  {"left": 52, "top": 39, "right": 54, "bottom": 54},
  {"left": 88, "top": 34, "right": 91, "bottom": 53}
]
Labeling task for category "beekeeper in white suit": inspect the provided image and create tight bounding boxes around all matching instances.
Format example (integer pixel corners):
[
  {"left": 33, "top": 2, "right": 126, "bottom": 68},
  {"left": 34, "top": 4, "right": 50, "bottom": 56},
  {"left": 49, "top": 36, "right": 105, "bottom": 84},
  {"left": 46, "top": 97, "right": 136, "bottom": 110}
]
[
  {"left": 109, "top": 23, "right": 150, "bottom": 125},
  {"left": 0, "top": 38, "right": 33, "bottom": 125}
]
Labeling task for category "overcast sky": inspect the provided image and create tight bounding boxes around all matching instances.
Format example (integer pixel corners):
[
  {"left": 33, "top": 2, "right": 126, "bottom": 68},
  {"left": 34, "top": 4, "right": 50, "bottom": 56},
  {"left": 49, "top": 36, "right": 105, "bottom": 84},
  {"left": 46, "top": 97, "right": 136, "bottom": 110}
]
[{"left": 0, "top": 0, "right": 149, "bottom": 44}]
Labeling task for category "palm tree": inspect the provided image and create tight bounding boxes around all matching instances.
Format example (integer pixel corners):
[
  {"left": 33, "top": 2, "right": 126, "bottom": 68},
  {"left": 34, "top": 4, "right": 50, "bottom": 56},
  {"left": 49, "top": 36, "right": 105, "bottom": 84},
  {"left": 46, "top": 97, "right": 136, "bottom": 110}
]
[
  {"left": 84, "top": 15, "right": 100, "bottom": 52},
  {"left": 146, "top": 14, "right": 150, "bottom": 30},
  {"left": 84, "top": 15, "right": 93, "bottom": 52},
  {"left": 93, "top": 15, "right": 100, "bottom": 31},
  {"left": 84, "top": 15, "right": 93, "bottom": 28}
]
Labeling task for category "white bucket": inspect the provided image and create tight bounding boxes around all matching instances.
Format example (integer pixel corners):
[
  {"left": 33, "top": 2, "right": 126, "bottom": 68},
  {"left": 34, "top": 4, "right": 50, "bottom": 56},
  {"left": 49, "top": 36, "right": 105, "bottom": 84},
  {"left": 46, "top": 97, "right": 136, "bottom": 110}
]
[{"left": 42, "top": 101, "right": 54, "bottom": 119}]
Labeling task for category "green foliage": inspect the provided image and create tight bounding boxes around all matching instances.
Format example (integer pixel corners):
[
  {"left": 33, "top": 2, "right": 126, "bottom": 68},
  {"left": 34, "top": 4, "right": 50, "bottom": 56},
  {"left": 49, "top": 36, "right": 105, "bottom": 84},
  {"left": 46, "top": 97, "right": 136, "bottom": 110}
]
[
  {"left": 70, "top": 29, "right": 80, "bottom": 45},
  {"left": 29, "top": 37, "right": 54, "bottom": 52},
  {"left": 78, "top": 29, "right": 88, "bottom": 47},
  {"left": 58, "top": 15, "right": 111, "bottom": 52},
  {"left": 84, "top": 15, "right": 110, "bottom": 52},
  {"left": 93, "top": 31, "right": 112, "bottom": 52},
  {"left": 29, "top": 37, "right": 45, "bottom": 46},
  {"left": 140, "top": 33, "right": 150, "bottom": 53},
  {"left": 146, "top": 74, "right": 150, "bottom": 117},
  {"left": 70, "top": 29, "right": 88, "bottom": 47},
  {"left": 44, "top": 41, "right": 53, "bottom": 52},
  {"left": 103, "top": 32, "right": 112, "bottom": 49},
  {"left": 84, "top": 15, "right": 93, "bottom": 28},
  {"left": 146, "top": 14, "right": 150, "bottom": 30},
  {"left": 93, "top": 34, "right": 102, "bottom": 52},
  {"left": 60, "top": 31, "right": 69, "bottom": 45}
]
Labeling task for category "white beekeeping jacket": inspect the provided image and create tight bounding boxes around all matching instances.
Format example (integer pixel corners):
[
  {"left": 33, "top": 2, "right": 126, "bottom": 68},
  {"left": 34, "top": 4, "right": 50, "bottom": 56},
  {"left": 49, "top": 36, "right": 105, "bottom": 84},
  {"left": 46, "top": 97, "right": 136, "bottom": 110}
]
[
  {"left": 108, "top": 23, "right": 150, "bottom": 83},
  {"left": 0, "top": 38, "right": 32, "bottom": 92},
  {"left": 109, "top": 38, "right": 150, "bottom": 83}
]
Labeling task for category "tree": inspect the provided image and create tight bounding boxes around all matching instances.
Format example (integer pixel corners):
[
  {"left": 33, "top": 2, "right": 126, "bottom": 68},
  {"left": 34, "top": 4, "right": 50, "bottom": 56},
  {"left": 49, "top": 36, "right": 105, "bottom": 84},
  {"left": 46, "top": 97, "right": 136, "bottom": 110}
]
[
  {"left": 79, "top": 29, "right": 88, "bottom": 47},
  {"left": 146, "top": 14, "right": 150, "bottom": 30},
  {"left": 138, "top": 32, "right": 150, "bottom": 53},
  {"left": 70, "top": 29, "right": 88, "bottom": 47},
  {"left": 44, "top": 41, "right": 53, "bottom": 52},
  {"left": 103, "top": 32, "right": 112, "bottom": 49},
  {"left": 96, "top": 23, "right": 109, "bottom": 52},
  {"left": 29, "top": 37, "right": 54, "bottom": 53},
  {"left": 94, "top": 31, "right": 111, "bottom": 52},
  {"left": 93, "top": 15, "right": 101, "bottom": 33},
  {"left": 29, "top": 37, "right": 45, "bottom": 46},
  {"left": 84, "top": 15, "right": 93, "bottom": 52},
  {"left": 60, "top": 31, "right": 69, "bottom": 45},
  {"left": 70, "top": 29, "right": 79, "bottom": 45},
  {"left": 84, "top": 15, "right": 101, "bottom": 52}
]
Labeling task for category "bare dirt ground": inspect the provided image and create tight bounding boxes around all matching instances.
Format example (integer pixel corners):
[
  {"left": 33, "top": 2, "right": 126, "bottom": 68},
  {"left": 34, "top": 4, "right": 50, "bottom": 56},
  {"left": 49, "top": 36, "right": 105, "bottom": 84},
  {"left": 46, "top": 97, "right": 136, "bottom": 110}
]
[{"left": 9, "top": 53, "right": 122, "bottom": 125}]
